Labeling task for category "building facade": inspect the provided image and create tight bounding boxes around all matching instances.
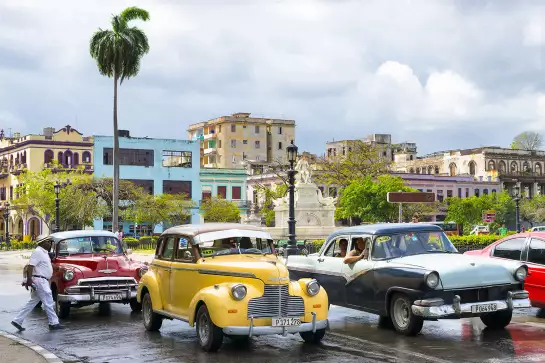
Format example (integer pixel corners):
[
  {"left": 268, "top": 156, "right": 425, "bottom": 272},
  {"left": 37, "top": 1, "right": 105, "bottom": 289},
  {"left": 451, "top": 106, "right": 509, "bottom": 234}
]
[
  {"left": 199, "top": 168, "right": 249, "bottom": 220},
  {"left": 92, "top": 131, "right": 201, "bottom": 234},
  {"left": 325, "top": 134, "right": 394, "bottom": 161},
  {"left": 187, "top": 112, "right": 296, "bottom": 169},
  {"left": 0, "top": 125, "right": 94, "bottom": 239}
]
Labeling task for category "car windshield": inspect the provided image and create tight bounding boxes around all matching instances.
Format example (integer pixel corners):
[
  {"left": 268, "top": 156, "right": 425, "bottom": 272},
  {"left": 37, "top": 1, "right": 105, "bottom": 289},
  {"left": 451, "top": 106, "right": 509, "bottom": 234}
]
[
  {"left": 199, "top": 236, "right": 275, "bottom": 257},
  {"left": 58, "top": 236, "right": 124, "bottom": 256},
  {"left": 371, "top": 231, "right": 458, "bottom": 260}
]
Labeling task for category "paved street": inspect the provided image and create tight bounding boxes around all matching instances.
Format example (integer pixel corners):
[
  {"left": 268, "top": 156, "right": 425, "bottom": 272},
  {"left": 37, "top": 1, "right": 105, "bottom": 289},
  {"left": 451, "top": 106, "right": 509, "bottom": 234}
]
[{"left": 2, "top": 268, "right": 545, "bottom": 362}]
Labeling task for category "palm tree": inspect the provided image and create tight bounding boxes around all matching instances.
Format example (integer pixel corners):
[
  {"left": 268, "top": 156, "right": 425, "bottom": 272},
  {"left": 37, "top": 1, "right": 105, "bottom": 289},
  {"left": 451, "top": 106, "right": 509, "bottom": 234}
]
[{"left": 90, "top": 7, "right": 150, "bottom": 233}]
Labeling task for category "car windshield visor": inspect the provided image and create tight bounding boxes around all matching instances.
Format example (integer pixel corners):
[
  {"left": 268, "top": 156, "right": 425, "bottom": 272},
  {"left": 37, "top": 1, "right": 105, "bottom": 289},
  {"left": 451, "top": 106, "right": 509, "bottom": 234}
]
[
  {"left": 371, "top": 231, "right": 458, "bottom": 259},
  {"left": 58, "top": 236, "right": 123, "bottom": 256},
  {"left": 195, "top": 230, "right": 275, "bottom": 257}
]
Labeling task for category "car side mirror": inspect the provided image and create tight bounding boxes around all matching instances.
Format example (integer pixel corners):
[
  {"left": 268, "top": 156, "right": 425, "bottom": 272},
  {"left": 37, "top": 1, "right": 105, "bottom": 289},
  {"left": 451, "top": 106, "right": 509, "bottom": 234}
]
[
  {"left": 126, "top": 249, "right": 133, "bottom": 255},
  {"left": 48, "top": 252, "right": 56, "bottom": 261}
]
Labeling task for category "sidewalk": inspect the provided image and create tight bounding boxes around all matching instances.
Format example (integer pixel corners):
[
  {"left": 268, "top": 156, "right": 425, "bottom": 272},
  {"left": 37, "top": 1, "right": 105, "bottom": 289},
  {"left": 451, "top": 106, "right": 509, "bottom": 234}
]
[
  {"left": 0, "top": 331, "right": 62, "bottom": 363},
  {"left": 0, "top": 250, "right": 32, "bottom": 269}
]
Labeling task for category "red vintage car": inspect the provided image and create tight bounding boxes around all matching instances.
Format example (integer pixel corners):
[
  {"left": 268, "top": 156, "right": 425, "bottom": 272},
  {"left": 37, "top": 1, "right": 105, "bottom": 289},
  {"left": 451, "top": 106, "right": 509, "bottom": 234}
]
[
  {"left": 464, "top": 232, "right": 545, "bottom": 308},
  {"left": 44, "top": 230, "right": 148, "bottom": 318}
]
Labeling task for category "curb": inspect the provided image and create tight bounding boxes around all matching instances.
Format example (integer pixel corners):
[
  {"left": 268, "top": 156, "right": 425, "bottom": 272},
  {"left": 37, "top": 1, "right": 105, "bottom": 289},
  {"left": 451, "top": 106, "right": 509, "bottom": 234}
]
[{"left": 0, "top": 330, "right": 63, "bottom": 363}]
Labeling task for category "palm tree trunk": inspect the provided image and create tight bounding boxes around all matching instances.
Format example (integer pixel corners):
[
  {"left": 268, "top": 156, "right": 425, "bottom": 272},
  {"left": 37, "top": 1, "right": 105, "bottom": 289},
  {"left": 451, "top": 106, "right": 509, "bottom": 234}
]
[{"left": 112, "top": 72, "right": 120, "bottom": 233}]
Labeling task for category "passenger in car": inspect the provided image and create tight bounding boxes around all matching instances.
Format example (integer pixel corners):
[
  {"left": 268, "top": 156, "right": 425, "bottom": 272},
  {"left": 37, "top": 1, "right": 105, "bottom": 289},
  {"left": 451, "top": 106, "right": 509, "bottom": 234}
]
[
  {"left": 343, "top": 237, "right": 370, "bottom": 264},
  {"left": 335, "top": 239, "right": 348, "bottom": 257}
]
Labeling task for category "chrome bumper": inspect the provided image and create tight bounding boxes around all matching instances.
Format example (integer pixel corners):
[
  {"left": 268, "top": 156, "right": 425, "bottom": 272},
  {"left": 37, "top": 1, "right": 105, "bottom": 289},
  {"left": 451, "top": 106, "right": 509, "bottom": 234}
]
[
  {"left": 223, "top": 313, "right": 328, "bottom": 337},
  {"left": 411, "top": 290, "right": 531, "bottom": 318},
  {"left": 58, "top": 290, "right": 137, "bottom": 303}
]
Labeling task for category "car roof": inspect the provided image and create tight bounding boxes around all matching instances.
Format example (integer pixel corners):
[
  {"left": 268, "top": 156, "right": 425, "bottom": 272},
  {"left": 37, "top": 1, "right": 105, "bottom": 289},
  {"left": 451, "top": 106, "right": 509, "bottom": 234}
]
[
  {"left": 328, "top": 223, "right": 443, "bottom": 240},
  {"left": 162, "top": 223, "right": 266, "bottom": 237},
  {"left": 44, "top": 230, "right": 118, "bottom": 243}
]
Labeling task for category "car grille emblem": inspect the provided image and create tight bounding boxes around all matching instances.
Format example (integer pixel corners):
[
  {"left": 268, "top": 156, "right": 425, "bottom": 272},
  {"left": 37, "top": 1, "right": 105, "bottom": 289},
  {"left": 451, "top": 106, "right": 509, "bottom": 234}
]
[{"left": 98, "top": 269, "right": 118, "bottom": 274}]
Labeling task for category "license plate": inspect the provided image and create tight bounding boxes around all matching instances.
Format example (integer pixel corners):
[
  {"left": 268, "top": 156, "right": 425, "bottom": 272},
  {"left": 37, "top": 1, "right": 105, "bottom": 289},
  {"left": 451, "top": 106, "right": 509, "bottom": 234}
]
[
  {"left": 98, "top": 294, "right": 123, "bottom": 301},
  {"left": 272, "top": 317, "right": 301, "bottom": 327},
  {"left": 471, "top": 303, "right": 498, "bottom": 313}
]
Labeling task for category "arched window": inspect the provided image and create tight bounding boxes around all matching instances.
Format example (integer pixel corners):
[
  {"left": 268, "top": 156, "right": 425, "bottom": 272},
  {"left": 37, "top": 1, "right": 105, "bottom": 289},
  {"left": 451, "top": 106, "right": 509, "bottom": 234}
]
[
  {"left": 523, "top": 161, "right": 530, "bottom": 172},
  {"left": 483, "top": 189, "right": 489, "bottom": 195},
  {"left": 428, "top": 166, "right": 433, "bottom": 174},
  {"left": 416, "top": 168, "right": 421, "bottom": 174},
  {"left": 537, "top": 163, "right": 543, "bottom": 176},
  {"left": 469, "top": 161, "right": 476, "bottom": 176},
  {"left": 21, "top": 151, "right": 26, "bottom": 164},
  {"left": 488, "top": 160, "right": 496, "bottom": 171},
  {"left": 44, "top": 150, "right": 54, "bottom": 164},
  {"left": 409, "top": 168, "right": 415, "bottom": 173},
  {"left": 57, "top": 152, "right": 63, "bottom": 164},
  {"left": 492, "top": 189, "right": 497, "bottom": 194},
  {"left": 498, "top": 160, "right": 506, "bottom": 173},
  {"left": 434, "top": 166, "right": 439, "bottom": 174},
  {"left": 64, "top": 150, "right": 73, "bottom": 166},
  {"left": 82, "top": 151, "right": 91, "bottom": 164},
  {"left": 449, "top": 163, "right": 457, "bottom": 176},
  {"left": 511, "top": 161, "right": 518, "bottom": 173},
  {"left": 73, "top": 153, "right": 79, "bottom": 166}
]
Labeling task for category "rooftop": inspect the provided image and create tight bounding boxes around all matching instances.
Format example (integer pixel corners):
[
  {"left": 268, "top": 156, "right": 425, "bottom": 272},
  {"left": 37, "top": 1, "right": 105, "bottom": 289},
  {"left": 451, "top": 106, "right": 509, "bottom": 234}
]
[{"left": 329, "top": 223, "right": 443, "bottom": 238}]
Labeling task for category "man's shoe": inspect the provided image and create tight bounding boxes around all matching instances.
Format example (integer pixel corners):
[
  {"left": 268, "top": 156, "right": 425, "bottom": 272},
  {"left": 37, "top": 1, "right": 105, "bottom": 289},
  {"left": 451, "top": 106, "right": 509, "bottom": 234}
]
[
  {"left": 48, "top": 324, "right": 65, "bottom": 330},
  {"left": 11, "top": 321, "right": 25, "bottom": 332}
]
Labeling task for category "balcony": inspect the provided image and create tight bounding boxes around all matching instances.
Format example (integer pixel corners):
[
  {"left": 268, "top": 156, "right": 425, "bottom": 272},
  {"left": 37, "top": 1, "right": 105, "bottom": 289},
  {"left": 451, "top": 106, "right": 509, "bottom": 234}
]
[
  {"left": 10, "top": 164, "right": 27, "bottom": 176},
  {"left": 0, "top": 167, "right": 8, "bottom": 179},
  {"left": 203, "top": 148, "right": 217, "bottom": 155},
  {"left": 497, "top": 170, "right": 545, "bottom": 179},
  {"left": 203, "top": 132, "right": 217, "bottom": 140}
]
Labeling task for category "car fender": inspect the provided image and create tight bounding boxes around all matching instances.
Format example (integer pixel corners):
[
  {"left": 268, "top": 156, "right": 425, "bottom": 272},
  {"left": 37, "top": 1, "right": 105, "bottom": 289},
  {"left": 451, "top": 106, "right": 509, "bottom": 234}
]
[
  {"left": 384, "top": 286, "right": 423, "bottom": 315},
  {"left": 137, "top": 271, "right": 162, "bottom": 310},
  {"left": 294, "top": 278, "right": 329, "bottom": 321}
]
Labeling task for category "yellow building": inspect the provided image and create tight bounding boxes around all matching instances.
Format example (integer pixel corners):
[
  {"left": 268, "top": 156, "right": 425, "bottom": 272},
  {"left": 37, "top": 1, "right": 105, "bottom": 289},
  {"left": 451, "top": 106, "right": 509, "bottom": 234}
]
[
  {"left": 187, "top": 113, "right": 296, "bottom": 169},
  {"left": 0, "top": 125, "right": 94, "bottom": 240}
]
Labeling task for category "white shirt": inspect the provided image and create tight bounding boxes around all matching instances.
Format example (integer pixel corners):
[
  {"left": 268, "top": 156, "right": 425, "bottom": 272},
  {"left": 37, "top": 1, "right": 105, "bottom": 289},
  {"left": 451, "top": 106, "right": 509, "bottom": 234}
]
[
  {"left": 28, "top": 246, "right": 53, "bottom": 280},
  {"left": 115, "top": 232, "right": 123, "bottom": 240}
]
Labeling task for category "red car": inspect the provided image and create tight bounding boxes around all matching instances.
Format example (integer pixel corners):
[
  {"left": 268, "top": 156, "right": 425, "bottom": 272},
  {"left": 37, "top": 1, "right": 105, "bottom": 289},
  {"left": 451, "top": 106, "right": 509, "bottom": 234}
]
[
  {"left": 464, "top": 232, "right": 545, "bottom": 308},
  {"left": 44, "top": 230, "right": 148, "bottom": 318}
]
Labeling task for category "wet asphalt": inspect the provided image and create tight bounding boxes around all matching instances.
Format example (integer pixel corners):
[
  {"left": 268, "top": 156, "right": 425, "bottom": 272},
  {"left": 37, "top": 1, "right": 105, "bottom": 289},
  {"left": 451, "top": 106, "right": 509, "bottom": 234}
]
[{"left": 2, "top": 269, "right": 545, "bottom": 363}]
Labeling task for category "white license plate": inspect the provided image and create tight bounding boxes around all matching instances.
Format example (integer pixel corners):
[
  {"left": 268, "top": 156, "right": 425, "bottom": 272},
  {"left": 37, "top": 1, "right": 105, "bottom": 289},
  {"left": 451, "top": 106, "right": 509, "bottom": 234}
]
[
  {"left": 272, "top": 317, "right": 301, "bottom": 327},
  {"left": 471, "top": 303, "right": 498, "bottom": 313},
  {"left": 98, "top": 294, "right": 123, "bottom": 301}
]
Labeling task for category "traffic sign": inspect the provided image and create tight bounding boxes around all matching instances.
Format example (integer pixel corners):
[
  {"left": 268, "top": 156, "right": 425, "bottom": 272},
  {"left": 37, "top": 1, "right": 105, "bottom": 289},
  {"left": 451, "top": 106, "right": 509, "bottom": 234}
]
[
  {"left": 387, "top": 192, "right": 436, "bottom": 203},
  {"left": 482, "top": 210, "right": 496, "bottom": 223}
]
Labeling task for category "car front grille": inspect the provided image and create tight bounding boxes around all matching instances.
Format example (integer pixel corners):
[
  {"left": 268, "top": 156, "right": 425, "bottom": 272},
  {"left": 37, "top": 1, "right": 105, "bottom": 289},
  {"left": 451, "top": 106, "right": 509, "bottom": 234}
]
[
  {"left": 66, "top": 277, "right": 138, "bottom": 294},
  {"left": 445, "top": 284, "right": 519, "bottom": 303},
  {"left": 247, "top": 284, "right": 305, "bottom": 318}
]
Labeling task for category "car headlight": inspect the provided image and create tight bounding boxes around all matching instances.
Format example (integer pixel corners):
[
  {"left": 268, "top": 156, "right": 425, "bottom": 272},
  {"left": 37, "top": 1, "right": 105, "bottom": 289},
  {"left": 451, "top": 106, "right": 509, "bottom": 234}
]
[
  {"left": 306, "top": 279, "right": 320, "bottom": 296},
  {"left": 230, "top": 284, "right": 247, "bottom": 301},
  {"left": 138, "top": 267, "right": 148, "bottom": 278},
  {"left": 425, "top": 271, "right": 440, "bottom": 289},
  {"left": 515, "top": 266, "right": 527, "bottom": 281},
  {"left": 63, "top": 270, "right": 75, "bottom": 281}
]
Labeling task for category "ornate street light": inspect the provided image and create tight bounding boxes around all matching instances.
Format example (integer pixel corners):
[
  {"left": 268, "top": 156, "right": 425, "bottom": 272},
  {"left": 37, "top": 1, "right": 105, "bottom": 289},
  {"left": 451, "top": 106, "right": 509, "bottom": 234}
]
[
  {"left": 512, "top": 184, "right": 521, "bottom": 233},
  {"left": 285, "top": 140, "right": 299, "bottom": 257},
  {"left": 54, "top": 179, "right": 71, "bottom": 233},
  {"left": 4, "top": 202, "right": 9, "bottom": 247}
]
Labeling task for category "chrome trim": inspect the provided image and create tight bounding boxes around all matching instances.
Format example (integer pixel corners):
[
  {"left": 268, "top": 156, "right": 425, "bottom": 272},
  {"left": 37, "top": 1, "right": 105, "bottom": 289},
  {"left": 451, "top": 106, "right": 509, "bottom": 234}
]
[
  {"left": 311, "top": 312, "right": 317, "bottom": 333},
  {"left": 247, "top": 285, "right": 305, "bottom": 318},
  {"left": 152, "top": 309, "right": 189, "bottom": 323},
  {"left": 249, "top": 316, "right": 254, "bottom": 338},
  {"left": 414, "top": 298, "right": 444, "bottom": 307},
  {"left": 198, "top": 269, "right": 256, "bottom": 278},
  {"left": 57, "top": 291, "right": 136, "bottom": 302},
  {"left": 222, "top": 319, "right": 328, "bottom": 336},
  {"left": 77, "top": 277, "right": 137, "bottom": 284}
]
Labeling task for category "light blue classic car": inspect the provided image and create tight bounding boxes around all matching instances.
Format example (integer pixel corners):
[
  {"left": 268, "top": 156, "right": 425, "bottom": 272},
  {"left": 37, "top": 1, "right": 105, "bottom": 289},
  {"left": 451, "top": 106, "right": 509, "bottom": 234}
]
[{"left": 285, "top": 223, "right": 531, "bottom": 336}]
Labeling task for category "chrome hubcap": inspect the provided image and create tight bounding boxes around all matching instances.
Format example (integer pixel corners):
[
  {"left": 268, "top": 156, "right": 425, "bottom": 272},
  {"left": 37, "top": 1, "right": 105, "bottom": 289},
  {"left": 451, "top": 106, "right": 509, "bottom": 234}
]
[
  {"left": 393, "top": 299, "right": 410, "bottom": 329},
  {"left": 198, "top": 313, "right": 210, "bottom": 345}
]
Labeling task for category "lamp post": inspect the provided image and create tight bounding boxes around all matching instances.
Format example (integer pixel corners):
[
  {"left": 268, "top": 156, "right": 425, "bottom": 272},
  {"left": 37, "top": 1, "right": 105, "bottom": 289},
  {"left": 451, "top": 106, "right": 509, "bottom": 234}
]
[
  {"left": 4, "top": 202, "right": 9, "bottom": 246},
  {"left": 54, "top": 179, "right": 71, "bottom": 233},
  {"left": 512, "top": 184, "right": 521, "bottom": 233},
  {"left": 285, "top": 140, "right": 298, "bottom": 257}
]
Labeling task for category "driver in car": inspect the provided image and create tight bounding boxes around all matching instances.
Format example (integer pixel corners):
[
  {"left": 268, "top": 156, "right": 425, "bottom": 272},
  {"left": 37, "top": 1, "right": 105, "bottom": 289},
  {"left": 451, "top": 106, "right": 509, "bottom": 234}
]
[{"left": 344, "top": 237, "right": 370, "bottom": 264}]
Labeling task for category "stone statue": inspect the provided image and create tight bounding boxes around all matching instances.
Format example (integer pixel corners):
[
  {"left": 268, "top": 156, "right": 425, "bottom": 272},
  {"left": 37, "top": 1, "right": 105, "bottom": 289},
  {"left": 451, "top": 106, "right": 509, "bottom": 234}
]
[
  {"left": 317, "top": 190, "right": 337, "bottom": 206},
  {"left": 295, "top": 156, "right": 312, "bottom": 184}
]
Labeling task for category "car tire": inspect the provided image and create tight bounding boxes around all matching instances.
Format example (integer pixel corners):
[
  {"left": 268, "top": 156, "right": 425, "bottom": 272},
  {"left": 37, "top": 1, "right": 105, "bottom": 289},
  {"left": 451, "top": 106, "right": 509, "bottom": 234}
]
[
  {"left": 53, "top": 290, "right": 70, "bottom": 319},
  {"left": 142, "top": 292, "right": 163, "bottom": 331},
  {"left": 480, "top": 309, "right": 512, "bottom": 329},
  {"left": 196, "top": 304, "right": 223, "bottom": 352},
  {"left": 300, "top": 328, "right": 326, "bottom": 344},
  {"left": 389, "top": 293, "right": 423, "bottom": 336},
  {"left": 129, "top": 298, "right": 142, "bottom": 312}
]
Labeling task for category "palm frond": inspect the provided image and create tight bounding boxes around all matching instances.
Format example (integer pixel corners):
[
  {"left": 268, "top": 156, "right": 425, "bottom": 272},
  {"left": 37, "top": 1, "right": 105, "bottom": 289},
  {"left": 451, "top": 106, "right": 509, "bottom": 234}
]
[{"left": 120, "top": 7, "right": 150, "bottom": 23}]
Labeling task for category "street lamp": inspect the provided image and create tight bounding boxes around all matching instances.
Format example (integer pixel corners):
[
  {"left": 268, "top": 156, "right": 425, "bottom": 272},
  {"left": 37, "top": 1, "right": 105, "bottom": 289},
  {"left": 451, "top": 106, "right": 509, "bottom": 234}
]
[
  {"left": 285, "top": 140, "right": 298, "bottom": 257},
  {"left": 4, "top": 202, "right": 9, "bottom": 247},
  {"left": 512, "top": 184, "right": 521, "bottom": 233},
  {"left": 54, "top": 179, "right": 71, "bottom": 233}
]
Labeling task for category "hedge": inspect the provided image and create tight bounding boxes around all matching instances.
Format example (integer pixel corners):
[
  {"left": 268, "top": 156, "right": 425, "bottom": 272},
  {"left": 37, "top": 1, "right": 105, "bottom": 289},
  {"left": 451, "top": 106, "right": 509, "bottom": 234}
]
[
  {"left": 122, "top": 236, "right": 158, "bottom": 250},
  {"left": 0, "top": 241, "right": 35, "bottom": 251}
]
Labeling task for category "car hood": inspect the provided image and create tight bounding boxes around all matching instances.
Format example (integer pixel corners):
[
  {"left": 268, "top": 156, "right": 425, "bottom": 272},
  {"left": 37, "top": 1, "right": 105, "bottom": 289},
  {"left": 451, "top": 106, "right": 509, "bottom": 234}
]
[
  {"left": 56, "top": 254, "right": 142, "bottom": 279},
  {"left": 388, "top": 253, "right": 520, "bottom": 289},
  {"left": 198, "top": 255, "right": 288, "bottom": 284}
]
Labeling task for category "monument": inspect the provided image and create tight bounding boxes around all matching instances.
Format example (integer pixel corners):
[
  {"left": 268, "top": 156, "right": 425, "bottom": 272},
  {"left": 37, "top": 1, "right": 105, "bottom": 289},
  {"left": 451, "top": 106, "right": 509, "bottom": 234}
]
[{"left": 267, "top": 156, "right": 338, "bottom": 239}]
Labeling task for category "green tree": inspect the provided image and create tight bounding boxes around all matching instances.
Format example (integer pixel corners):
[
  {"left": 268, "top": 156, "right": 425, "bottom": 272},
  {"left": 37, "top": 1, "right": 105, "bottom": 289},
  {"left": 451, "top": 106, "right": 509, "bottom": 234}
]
[
  {"left": 511, "top": 131, "right": 543, "bottom": 151},
  {"left": 123, "top": 193, "right": 194, "bottom": 229},
  {"left": 520, "top": 195, "right": 545, "bottom": 225},
  {"left": 90, "top": 6, "right": 151, "bottom": 232},
  {"left": 200, "top": 197, "right": 241, "bottom": 223},
  {"left": 254, "top": 183, "right": 288, "bottom": 226}
]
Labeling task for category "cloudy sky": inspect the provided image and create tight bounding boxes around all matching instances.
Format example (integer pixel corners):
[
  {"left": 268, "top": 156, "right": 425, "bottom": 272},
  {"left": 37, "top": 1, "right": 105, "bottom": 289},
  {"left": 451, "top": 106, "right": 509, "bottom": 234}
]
[{"left": 1, "top": 0, "right": 545, "bottom": 155}]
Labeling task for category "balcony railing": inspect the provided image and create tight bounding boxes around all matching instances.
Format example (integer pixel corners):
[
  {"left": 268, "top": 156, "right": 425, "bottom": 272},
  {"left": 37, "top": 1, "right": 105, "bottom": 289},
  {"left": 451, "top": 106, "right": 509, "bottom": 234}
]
[{"left": 497, "top": 170, "right": 545, "bottom": 177}]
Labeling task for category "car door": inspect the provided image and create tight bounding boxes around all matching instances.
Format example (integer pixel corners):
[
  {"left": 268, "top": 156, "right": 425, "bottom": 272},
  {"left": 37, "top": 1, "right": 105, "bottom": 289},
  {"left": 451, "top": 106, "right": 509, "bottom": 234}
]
[
  {"left": 312, "top": 235, "right": 350, "bottom": 305},
  {"left": 154, "top": 236, "right": 175, "bottom": 312},
  {"left": 490, "top": 237, "right": 527, "bottom": 262},
  {"left": 169, "top": 235, "right": 200, "bottom": 319},
  {"left": 523, "top": 237, "right": 545, "bottom": 308},
  {"left": 341, "top": 234, "right": 376, "bottom": 311}
]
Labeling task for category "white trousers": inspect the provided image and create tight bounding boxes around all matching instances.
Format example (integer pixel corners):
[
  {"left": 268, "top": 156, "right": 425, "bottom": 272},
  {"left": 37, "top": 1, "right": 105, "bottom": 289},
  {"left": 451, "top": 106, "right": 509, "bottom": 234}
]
[{"left": 13, "top": 277, "right": 59, "bottom": 326}]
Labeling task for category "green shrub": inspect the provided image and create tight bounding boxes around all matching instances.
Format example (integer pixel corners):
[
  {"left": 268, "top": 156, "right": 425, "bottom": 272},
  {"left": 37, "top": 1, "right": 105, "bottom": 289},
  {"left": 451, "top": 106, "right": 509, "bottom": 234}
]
[
  {"left": 449, "top": 234, "right": 500, "bottom": 246},
  {"left": 123, "top": 237, "right": 139, "bottom": 249},
  {"left": 137, "top": 236, "right": 156, "bottom": 250}
]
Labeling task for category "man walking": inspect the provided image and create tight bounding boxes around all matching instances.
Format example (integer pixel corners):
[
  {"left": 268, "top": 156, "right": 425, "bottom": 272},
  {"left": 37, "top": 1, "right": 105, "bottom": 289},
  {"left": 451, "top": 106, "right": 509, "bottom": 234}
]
[{"left": 11, "top": 238, "right": 64, "bottom": 331}]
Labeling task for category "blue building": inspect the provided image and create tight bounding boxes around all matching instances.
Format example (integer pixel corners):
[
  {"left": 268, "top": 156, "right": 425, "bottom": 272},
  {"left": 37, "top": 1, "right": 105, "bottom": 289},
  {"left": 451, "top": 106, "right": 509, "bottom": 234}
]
[
  {"left": 92, "top": 131, "right": 201, "bottom": 234},
  {"left": 199, "top": 168, "right": 249, "bottom": 220}
]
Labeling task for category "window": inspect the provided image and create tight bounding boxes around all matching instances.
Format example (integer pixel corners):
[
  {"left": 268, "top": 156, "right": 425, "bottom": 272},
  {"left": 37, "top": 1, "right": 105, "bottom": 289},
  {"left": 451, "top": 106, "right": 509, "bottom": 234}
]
[
  {"left": 0, "top": 187, "right": 5, "bottom": 201},
  {"left": 218, "top": 186, "right": 227, "bottom": 199},
  {"left": 232, "top": 186, "right": 242, "bottom": 200},
  {"left": 160, "top": 236, "right": 176, "bottom": 260},
  {"left": 175, "top": 236, "right": 195, "bottom": 262},
  {"left": 528, "top": 238, "right": 545, "bottom": 265},
  {"left": 255, "top": 125, "right": 260, "bottom": 133},
  {"left": 458, "top": 188, "right": 462, "bottom": 198},
  {"left": 475, "top": 189, "right": 480, "bottom": 197},
  {"left": 324, "top": 237, "right": 348, "bottom": 257},
  {"left": 44, "top": 150, "right": 54, "bottom": 164},
  {"left": 231, "top": 140, "right": 236, "bottom": 148},
  {"left": 465, "top": 188, "right": 469, "bottom": 197},
  {"left": 232, "top": 155, "right": 236, "bottom": 164},
  {"left": 9, "top": 186, "right": 13, "bottom": 200},
  {"left": 447, "top": 190, "right": 453, "bottom": 198},
  {"left": 278, "top": 142, "right": 283, "bottom": 150},
  {"left": 218, "top": 140, "right": 222, "bottom": 148},
  {"left": 218, "top": 125, "right": 222, "bottom": 133},
  {"left": 103, "top": 148, "right": 154, "bottom": 166},
  {"left": 483, "top": 189, "right": 489, "bottom": 195},
  {"left": 255, "top": 140, "right": 260, "bottom": 149},
  {"left": 163, "top": 181, "right": 192, "bottom": 197},
  {"left": 243, "top": 140, "right": 248, "bottom": 145},
  {"left": 231, "top": 124, "right": 236, "bottom": 132},
  {"left": 493, "top": 238, "right": 525, "bottom": 261},
  {"left": 162, "top": 150, "right": 192, "bottom": 168},
  {"left": 278, "top": 126, "right": 283, "bottom": 134},
  {"left": 125, "top": 179, "right": 154, "bottom": 194}
]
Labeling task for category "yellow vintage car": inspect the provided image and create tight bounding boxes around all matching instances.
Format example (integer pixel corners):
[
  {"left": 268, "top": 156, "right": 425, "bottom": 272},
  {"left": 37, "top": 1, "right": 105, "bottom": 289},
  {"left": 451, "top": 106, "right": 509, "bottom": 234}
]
[{"left": 136, "top": 223, "right": 329, "bottom": 352}]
